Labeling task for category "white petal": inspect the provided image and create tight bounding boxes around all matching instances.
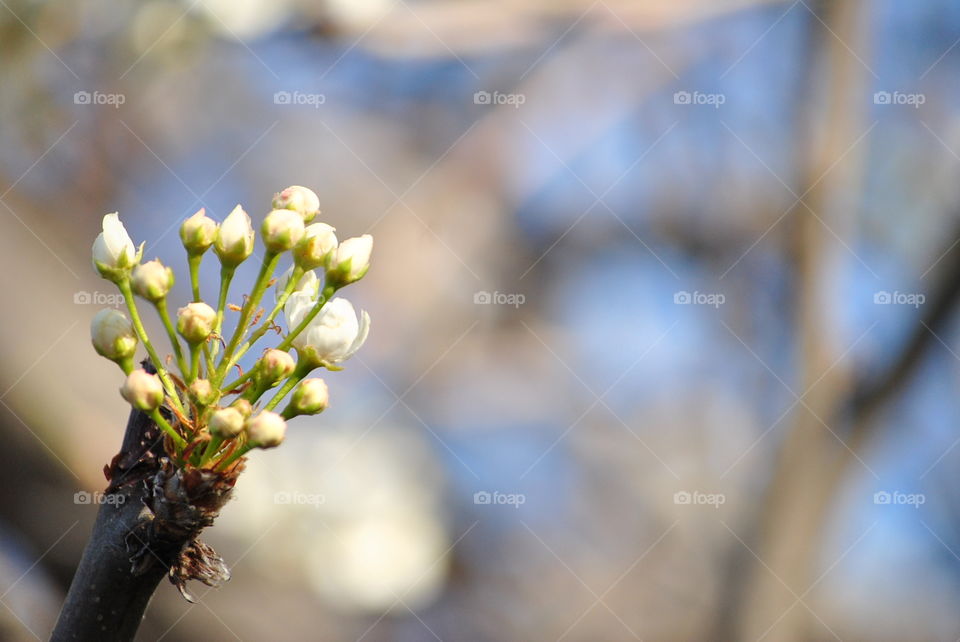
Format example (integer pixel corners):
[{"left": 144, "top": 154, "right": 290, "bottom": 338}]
[{"left": 344, "top": 309, "right": 370, "bottom": 360}]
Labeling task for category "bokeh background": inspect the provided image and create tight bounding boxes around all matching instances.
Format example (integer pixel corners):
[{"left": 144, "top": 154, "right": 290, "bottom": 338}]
[{"left": 1, "top": 0, "right": 960, "bottom": 640}]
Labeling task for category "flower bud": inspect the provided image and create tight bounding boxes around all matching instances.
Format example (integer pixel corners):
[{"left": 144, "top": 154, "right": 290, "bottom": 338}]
[
  {"left": 262, "top": 209, "right": 305, "bottom": 254},
  {"left": 180, "top": 208, "right": 218, "bottom": 255},
  {"left": 284, "top": 378, "right": 329, "bottom": 418},
  {"left": 327, "top": 234, "right": 372, "bottom": 286},
  {"left": 120, "top": 369, "right": 164, "bottom": 411},
  {"left": 188, "top": 378, "right": 218, "bottom": 406},
  {"left": 214, "top": 205, "right": 255, "bottom": 268},
  {"left": 209, "top": 407, "right": 245, "bottom": 439},
  {"left": 293, "top": 223, "right": 338, "bottom": 270},
  {"left": 91, "top": 309, "right": 138, "bottom": 363},
  {"left": 131, "top": 259, "right": 174, "bottom": 302},
  {"left": 276, "top": 267, "right": 319, "bottom": 302},
  {"left": 231, "top": 398, "right": 253, "bottom": 418},
  {"left": 245, "top": 411, "right": 286, "bottom": 448},
  {"left": 257, "top": 349, "right": 296, "bottom": 385},
  {"left": 177, "top": 302, "right": 216, "bottom": 344},
  {"left": 93, "top": 213, "right": 141, "bottom": 281},
  {"left": 272, "top": 185, "right": 320, "bottom": 222}
]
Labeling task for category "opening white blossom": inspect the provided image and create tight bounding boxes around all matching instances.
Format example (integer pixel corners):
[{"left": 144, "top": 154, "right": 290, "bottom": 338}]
[
  {"left": 285, "top": 296, "right": 370, "bottom": 365},
  {"left": 92, "top": 213, "right": 138, "bottom": 277}
]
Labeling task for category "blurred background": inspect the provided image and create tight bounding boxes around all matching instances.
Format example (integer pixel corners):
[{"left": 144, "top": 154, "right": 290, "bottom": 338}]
[{"left": 1, "top": 0, "right": 959, "bottom": 640}]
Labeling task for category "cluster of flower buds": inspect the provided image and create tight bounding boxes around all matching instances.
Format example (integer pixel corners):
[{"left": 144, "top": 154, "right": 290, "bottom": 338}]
[{"left": 88, "top": 185, "right": 372, "bottom": 471}]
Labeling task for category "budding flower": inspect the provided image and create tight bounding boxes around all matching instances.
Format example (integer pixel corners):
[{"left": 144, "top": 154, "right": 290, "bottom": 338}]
[
  {"left": 328, "top": 234, "right": 372, "bottom": 286},
  {"left": 284, "top": 296, "right": 370, "bottom": 366},
  {"left": 188, "top": 378, "right": 218, "bottom": 407},
  {"left": 293, "top": 223, "right": 338, "bottom": 270},
  {"left": 214, "top": 205, "right": 255, "bottom": 267},
  {"left": 231, "top": 398, "right": 253, "bottom": 418},
  {"left": 245, "top": 411, "right": 286, "bottom": 448},
  {"left": 131, "top": 259, "right": 174, "bottom": 302},
  {"left": 179, "top": 208, "right": 218, "bottom": 256},
  {"left": 93, "top": 213, "right": 141, "bottom": 280},
  {"left": 276, "top": 267, "right": 320, "bottom": 302},
  {"left": 261, "top": 209, "right": 305, "bottom": 254},
  {"left": 177, "top": 302, "right": 217, "bottom": 344},
  {"left": 91, "top": 308, "right": 138, "bottom": 365},
  {"left": 284, "top": 378, "right": 329, "bottom": 418},
  {"left": 209, "top": 407, "right": 245, "bottom": 439},
  {"left": 120, "top": 369, "right": 164, "bottom": 411},
  {"left": 272, "top": 185, "right": 320, "bottom": 222},
  {"left": 257, "top": 349, "right": 296, "bottom": 385}
]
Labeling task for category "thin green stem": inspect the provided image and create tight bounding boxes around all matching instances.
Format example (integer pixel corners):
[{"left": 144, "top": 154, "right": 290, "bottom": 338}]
[
  {"left": 198, "top": 435, "right": 224, "bottom": 467},
  {"left": 216, "top": 253, "right": 281, "bottom": 384},
  {"left": 226, "top": 266, "right": 303, "bottom": 371},
  {"left": 155, "top": 298, "right": 189, "bottom": 380},
  {"left": 221, "top": 368, "right": 255, "bottom": 394},
  {"left": 118, "top": 280, "right": 185, "bottom": 415},
  {"left": 211, "top": 266, "right": 236, "bottom": 362},
  {"left": 263, "top": 370, "right": 305, "bottom": 411},
  {"left": 188, "top": 254, "right": 203, "bottom": 302},
  {"left": 189, "top": 345, "right": 201, "bottom": 382},
  {"left": 148, "top": 408, "right": 187, "bottom": 451},
  {"left": 216, "top": 445, "right": 251, "bottom": 472}
]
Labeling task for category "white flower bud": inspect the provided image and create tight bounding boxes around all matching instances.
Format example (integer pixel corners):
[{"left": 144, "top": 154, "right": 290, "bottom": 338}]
[
  {"left": 262, "top": 209, "right": 305, "bottom": 253},
  {"left": 131, "top": 259, "right": 174, "bottom": 302},
  {"left": 91, "top": 309, "right": 138, "bottom": 363},
  {"left": 188, "top": 378, "right": 218, "bottom": 406},
  {"left": 176, "top": 302, "right": 216, "bottom": 344},
  {"left": 180, "top": 208, "right": 218, "bottom": 255},
  {"left": 285, "top": 378, "right": 329, "bottom": 417},
  {"left": 257, "top": 349, "right": 296, "bottom": 385},
  {"left": 328, "top": 234, "right": 372, "bottom": 286},
  {"left": 231, "top": 398, "right": 253, "bottom": 418},
  {"left": 214, "top": 205, "right": 255, "bottom": 267},
  {"left": 245, "top": 411, "right": 286, "bottom": 448},
  {"left": 120, "top": 369, "right": 164, "bottom": 411},
  {"left": 285, "top": 296, "right": 370, "bottom": 366},
  {"left": 93, "top": 213, "right": 140, "bottom": 280},
  {"left": 276, "top": 267, "right": 320, "bottom": 302},
  {"left": 209, "top": 407, "right": 244, "bottom": 438},
  {"left": 272, "top": 185, "right": 320, "bottom": 222},
  {"left": 294, "top": 223, "right": 338, "bottom": 270}
]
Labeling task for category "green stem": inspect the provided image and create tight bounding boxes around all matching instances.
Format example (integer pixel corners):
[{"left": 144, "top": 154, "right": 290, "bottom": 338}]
[
  {"left": 226, "top": 266, "right": 303, "bottom": 371},
  {"left": 198, "top": 435, "right": 224, "bottom": 467},
  {"left": 211, "top": 266, "right": 236, "bottom": 362},
  {"left": 216, "top": 253, "right": 281, "bottom": 384},
  {"left": 221, "top": 369, "right": 255, "bottom": 394},
  {"left": 118, "top": 280, "right": 185, "bottom": 415},
  {"left": 216, "top": 445, "right": 251, "bottom": 472},
  {"left": 188, "top": 254, "right": 203, "bottom": 302},
  {"left": 148, "top": 408, "right": 187, "bottom": 451},
  {"left": 263, "top": 368, "right": 306, "bottom": 411},
  {"left": 189, "top": 345, "right": 201, "bottom": 382},
  {"left": 155, "top": 298, "right": 189, "bottom": 380}
]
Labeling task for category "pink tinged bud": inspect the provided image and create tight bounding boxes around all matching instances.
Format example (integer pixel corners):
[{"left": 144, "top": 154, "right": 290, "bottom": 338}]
[
  {"left": 209, "top": 407, "right": 245, "bottom": 438},
  {"left": 120, "top": 369, "right": 164, "bottom": 411},
  {"left": 179, "top": 208, "right": 218, "bottom": 255},
  {"left": 214, "top": 205, "right": 255, "bottom": 267},
  {"left": 176, "top": 302, "right": 216, "bottom": 344},
  {"left": 91, "top": 308, "right": 138, "bottom": 362},
  {"left": 245, "top": 411, "right": 286, "bottom": 448},
  {"left": 92, "top": 213, "right": 140, "bottom": 280},
  {"left": 188, "top": 379, "right": 217, "bottom": 406},
  {"left": 261, "top": 209, "right": 305, "bottom": 253},
  {"left": 294, "top": 223, "right": 338, "bottom": 270},
  {"left": 287, "top": 378, "right": 329, "bottom": 417},
  {"left": 131, "top": 259, "right": 174, "bottom": 302},
  {"left": 272, "top": 185, "right": 320, "bottom": 222},
  {"left": 258, "top": 349, "right": 296, "bottom": 384},
  {"left": 328, "top": 234, "right": 372, "bottom": 285}
]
